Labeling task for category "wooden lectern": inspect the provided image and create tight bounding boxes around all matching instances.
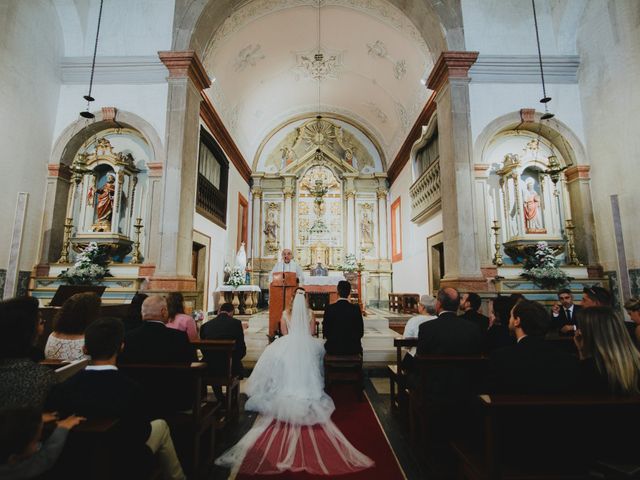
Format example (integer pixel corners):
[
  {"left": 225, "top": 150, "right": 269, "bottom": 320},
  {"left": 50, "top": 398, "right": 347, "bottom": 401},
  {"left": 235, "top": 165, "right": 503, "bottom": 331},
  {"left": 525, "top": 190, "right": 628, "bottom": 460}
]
[{"left": 268, "top": 272, "right": 298, "bottom": 337}]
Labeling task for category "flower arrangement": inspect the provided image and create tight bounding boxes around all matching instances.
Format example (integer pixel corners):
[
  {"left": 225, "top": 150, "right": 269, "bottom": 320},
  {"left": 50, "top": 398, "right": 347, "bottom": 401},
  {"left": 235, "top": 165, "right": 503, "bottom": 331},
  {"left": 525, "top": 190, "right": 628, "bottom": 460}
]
[
  {"left": 521, "top": 241, "right": 571, "bottom": 290},
  {"left": 226, "top": 268, "right": 246, "bottom": 287},
  {"left": 59, "top": 242, "right": 111, "bottom": 285},
  {"left": 340, "top": 253, "right": 359, "bottom": 272}
]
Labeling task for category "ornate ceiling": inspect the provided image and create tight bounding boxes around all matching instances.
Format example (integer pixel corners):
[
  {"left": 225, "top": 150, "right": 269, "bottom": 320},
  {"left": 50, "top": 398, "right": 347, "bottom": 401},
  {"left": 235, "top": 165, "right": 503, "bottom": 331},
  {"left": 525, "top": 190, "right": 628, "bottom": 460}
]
[{"left": 201, "top": 0, "right": 433, "bottom": 170}]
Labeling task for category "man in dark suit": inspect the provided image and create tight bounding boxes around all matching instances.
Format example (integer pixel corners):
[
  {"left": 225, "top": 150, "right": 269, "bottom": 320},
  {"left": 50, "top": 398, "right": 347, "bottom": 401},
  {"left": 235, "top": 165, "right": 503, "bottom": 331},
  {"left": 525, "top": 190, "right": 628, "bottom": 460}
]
[
  {"left": 459, "top": 292, "right": 490, "bottom": 332},
  {"left": 417, "top": 287, "right": 483, "bottom": 355},
  {"left": 323, "top": 280, "right": 364, "bottom": 355},
  {"left": 551, "top": 288, "right": 582, "bottom": 334},
  {"left": 488, "top": 299, "right": 579, "bottom": 394},
  {"left": 119, "top": 295, "right": 197, "bottom": 413},
  {"left": 46, "top": 318, "right": 186, "bottom": 480},
  {"left": 200, "top": 302, "right": 246, "bottom": 378}
]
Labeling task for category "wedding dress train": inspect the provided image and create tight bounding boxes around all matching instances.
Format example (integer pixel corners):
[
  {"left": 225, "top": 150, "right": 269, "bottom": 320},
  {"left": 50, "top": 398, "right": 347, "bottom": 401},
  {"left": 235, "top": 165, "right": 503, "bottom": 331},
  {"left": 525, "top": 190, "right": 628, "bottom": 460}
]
[{"left": 215, "top": 291, "right": 374, "bottom": 475}]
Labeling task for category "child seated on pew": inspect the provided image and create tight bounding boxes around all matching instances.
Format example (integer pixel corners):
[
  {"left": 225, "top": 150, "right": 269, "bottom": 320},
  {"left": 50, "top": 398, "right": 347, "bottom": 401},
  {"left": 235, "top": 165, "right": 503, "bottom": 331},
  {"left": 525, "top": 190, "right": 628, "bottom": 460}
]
[
  {"left": 0, "top": 407, "right": 85, "bottom": 479},
  {"left": 46, "top": 317, "right": 186, "bottom": 480}
]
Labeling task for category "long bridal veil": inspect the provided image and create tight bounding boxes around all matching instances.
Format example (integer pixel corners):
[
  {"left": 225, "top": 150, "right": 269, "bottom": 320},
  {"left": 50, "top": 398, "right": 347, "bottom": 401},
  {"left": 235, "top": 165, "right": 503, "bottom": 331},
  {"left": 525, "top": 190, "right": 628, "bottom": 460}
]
[{"left": 215, "top": 290, "right": 374, "bottom": 475}]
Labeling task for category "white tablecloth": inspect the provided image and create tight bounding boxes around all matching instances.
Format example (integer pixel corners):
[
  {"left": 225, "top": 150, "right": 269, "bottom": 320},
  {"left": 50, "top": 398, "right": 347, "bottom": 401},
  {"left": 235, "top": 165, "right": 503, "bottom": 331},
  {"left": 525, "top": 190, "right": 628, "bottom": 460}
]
[
  {"left": 215, "top": 285, "right": 261, "bottom": 292},
  {"left": 303, "top": 274, "right": 345, "bottom": 286}
]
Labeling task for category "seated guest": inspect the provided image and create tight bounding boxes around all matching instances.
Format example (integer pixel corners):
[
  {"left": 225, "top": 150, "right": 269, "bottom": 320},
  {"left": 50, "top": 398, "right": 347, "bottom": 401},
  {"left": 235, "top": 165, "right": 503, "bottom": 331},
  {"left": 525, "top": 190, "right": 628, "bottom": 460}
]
[
  {"left": 119, "top": 295, "right": 197, "bottom": 414},
  {"left": 0, "top": 407, "right": 85, "bottom": 480},
  {"left": 401, "top": 294, "right": 436, "bottom": 370},
  {"left": 47, "top": 317, "right": 186, "bottom": 480},
  {"left": 416, "top": 288, "right": 483, "bottom": 355},
  {"left": 44, "top": 292, "right": 101, "bottom": 361},
  {"left": 488, "top": 300, "right": 579, "bottom": 394},
  {"left": 581, "top": 286, "right": 613, "bottom": 308},
  {"left": 485, "top": 296, "right": 517, "bottom": 352},
  {"left": 200, "top": 302, "right": 247, "bottom": 377},
  {"left": 166, "top": 292, "right": 199, "bottom": 341},
  {"left": 624, "top": 297, "right": 640, "bottom": 346},
  {"left": 120, "top": 295, "right": 196, "bottom": 364},
  {"left": 323, "top": 280, "right": 364, "bottom": 355},
  {"left": 122, "top": 292, "right": 147, "bottom": 332},
  {"left": 0, "top": 297, "right": 55, "bottom": 409},
  {"left": 551, "top": 288, "right": 582, "bottom": 335},
  {"left": 459, "top": 292, "right": 490, "bottom": 332},
  {"left": 574, "top": 307, "right": 640, "bottom": 394}
]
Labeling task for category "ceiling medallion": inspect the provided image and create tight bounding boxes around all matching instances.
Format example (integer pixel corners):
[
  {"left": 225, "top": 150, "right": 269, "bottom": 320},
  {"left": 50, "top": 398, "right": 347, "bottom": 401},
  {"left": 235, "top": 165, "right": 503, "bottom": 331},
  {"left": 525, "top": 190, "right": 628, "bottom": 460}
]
[{"left": 295, "top": 47, "right": 344, "bottom": 81}]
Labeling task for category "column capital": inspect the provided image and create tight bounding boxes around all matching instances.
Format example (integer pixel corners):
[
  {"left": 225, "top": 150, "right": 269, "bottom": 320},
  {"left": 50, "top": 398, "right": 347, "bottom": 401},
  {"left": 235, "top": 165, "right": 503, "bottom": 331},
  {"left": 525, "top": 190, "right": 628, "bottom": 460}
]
[
  {"left": 158, "top": 50, "right": 210, "bottom": 92},
  {"left": 565, "top": 165, "right": 590, "bottom": 182},
  {"left": 146, "top": 162, "right": 163, "bottom": 178},
  {"left": 47, "top": 163, "right": 71, "bottom": 181},
  {"left": 427, "top": 51, "right": 479, "bottom": 93},
  {"left": 251, "top": 187, "right": 263, "bottom": 198},
  {"left": 376, "top": 188, "right": 388, "bottom": 199},
  {"left": 283, "top": 188, "right": 295, "bottom": 198}
]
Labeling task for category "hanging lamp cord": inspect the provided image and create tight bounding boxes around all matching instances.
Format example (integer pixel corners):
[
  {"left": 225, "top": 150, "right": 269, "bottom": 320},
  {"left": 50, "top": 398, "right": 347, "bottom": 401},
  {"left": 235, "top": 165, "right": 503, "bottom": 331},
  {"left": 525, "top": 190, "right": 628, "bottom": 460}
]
[
  {"left": 531, "top": 0, "right": 548, "bottom": 105},
  {"left": 85, "top": 0, "right": 104, "bottom": 109}
]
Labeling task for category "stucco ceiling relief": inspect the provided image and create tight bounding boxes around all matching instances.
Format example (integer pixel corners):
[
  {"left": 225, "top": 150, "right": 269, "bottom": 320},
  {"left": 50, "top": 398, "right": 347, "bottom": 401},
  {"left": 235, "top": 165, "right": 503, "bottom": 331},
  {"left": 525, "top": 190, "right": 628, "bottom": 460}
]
[
  {"left": 366, "top": 40, "right": 407, "bottom": 80},
  {"left": 234, "top": 44, "right": 266, "bottom": 72},
  {"left": 294, "top": 47, "right": 344, "bottom": 81}
]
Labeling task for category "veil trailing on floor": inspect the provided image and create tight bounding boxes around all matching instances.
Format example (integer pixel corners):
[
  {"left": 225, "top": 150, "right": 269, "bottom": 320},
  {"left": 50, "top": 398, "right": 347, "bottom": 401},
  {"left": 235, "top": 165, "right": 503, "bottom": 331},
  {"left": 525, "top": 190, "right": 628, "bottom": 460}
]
[{"left": 215, "top": 290, "right": 374, "bottom": 475}]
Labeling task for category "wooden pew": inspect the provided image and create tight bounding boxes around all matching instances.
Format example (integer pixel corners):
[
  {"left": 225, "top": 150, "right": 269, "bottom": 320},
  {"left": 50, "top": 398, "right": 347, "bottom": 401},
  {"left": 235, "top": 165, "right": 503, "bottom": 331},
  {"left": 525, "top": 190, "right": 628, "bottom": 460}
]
[
  {"left": 452, "top": 394, "right": 640, "bottom": 480},
  {"left": 191, "top": 339, "right": 240, "bottom": 426},
  {"left": 38, "top": 303, "right": 130, "bottom": 350},
  {"left": 324, "top": 354, "right": 364, "bottom": 400},
  {"left": 388, "top": 337, "right": 417, "bottom": 416},
  {"left": 117, "top": 362, "right": 219, "bottom": 479},
  {"left": 408, "top": 354, "right": 489, "bottom": 474}
]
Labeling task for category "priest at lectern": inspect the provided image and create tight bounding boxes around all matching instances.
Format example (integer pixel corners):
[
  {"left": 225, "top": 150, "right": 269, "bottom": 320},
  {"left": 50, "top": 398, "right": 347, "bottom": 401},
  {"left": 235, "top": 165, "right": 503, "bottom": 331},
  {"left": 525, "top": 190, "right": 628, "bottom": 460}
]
[{"left": 269, "top": 248, "right": 305, "bottom": 286}]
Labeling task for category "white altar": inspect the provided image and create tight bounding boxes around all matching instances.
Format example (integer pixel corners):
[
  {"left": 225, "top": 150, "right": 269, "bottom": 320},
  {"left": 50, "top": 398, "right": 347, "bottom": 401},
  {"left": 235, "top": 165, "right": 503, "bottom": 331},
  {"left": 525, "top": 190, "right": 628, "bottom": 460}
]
[{"left": 215, "top": 285, "right": 261, "bottom": 315}]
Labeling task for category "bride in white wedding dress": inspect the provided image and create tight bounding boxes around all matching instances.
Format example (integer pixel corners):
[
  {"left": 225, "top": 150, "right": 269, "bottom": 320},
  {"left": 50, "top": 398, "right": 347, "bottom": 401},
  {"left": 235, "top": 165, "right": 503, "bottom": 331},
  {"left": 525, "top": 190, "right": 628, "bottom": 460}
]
[{"left": 215, "top": 288, "right": 374, "bottom": 476}]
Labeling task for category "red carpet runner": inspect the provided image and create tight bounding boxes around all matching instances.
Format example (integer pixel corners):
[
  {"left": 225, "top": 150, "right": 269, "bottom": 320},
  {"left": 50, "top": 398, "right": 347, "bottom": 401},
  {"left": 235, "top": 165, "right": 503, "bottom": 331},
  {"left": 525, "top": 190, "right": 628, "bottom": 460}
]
[{"left": 236, "top": 388, "right": 405, "bottom": 479}]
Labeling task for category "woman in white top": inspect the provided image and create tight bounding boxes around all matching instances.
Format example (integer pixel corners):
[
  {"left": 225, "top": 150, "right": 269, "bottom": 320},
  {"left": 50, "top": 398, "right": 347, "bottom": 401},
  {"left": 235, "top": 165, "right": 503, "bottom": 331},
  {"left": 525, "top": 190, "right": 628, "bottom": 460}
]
[
  {"left": 279, "top": 288, "right": 315, "bottom": 336},
  {"left": 44, "top": 293, "right": 100, "bottom": 361},
  {"left": 215, "top": 288, "right": 373, "bottom": 475}
]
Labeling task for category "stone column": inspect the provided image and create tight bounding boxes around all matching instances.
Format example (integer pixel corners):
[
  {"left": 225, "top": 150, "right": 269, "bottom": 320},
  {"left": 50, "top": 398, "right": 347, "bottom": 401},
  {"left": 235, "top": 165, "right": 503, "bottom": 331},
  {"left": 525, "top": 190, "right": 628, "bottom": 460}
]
[
  {"left": 565, "top": 166, "right": 598, "bottom": 266},
  {"left": 39, "top": 164, "right": 72, "bottom": 266},
  {"left": 427, "top": 51, "right": 483, "bottom": 288},
  {"left": 376, "top": 187, "right": 388, "bottom": 259},
  {"left": 251, "top": 185, "right": 262, "bottom": 261},
  {"left": 283, "top": 176, "right": 295, "bottom": 250},
  {"left": 152, "top": 51, "right": 210, "bottom": 291},
  {"left": 344, "top": 175, "right": 356, "bottom": 255}
]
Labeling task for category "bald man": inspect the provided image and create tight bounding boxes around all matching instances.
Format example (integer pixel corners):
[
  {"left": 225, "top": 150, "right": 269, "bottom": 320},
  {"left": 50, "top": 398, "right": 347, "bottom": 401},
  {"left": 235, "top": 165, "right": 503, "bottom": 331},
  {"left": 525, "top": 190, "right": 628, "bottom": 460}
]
[
  {"left": 416, "top": 287, "right": 483, "bottom": 355},
  {"left": 269, "top": 249, "right": 305, "bottom": 285},
  {"left": 120, "top": 295, "right": 197, "bottom": 414}
]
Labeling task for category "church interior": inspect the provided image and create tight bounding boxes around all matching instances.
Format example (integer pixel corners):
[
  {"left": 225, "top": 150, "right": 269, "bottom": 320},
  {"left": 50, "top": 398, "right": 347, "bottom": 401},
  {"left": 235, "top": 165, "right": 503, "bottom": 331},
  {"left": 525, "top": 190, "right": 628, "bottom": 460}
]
[{"left": 1, "top": 0, "right": 640, "bottom": 478}]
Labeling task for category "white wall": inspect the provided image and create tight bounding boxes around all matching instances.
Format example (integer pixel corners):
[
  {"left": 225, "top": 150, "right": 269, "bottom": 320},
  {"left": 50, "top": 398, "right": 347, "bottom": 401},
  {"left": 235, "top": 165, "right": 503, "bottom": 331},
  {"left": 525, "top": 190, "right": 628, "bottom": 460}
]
[
  {"left": 576, "top": 0, "right": 640, "bottom": 271},
  {"left": 194, "top": 146, "right": 252, "bottom": 312},
  {"left": 462, "top": 0, "right": 581, "bottom": 55},
  {"left": 389, "top": 159, "right": 443, "bottom": 295},
  {"left": 54, "top": 0, "right": 175, "bottom": 57},
  {"left": 53, "top": 84, "right": 168, "bottom": 145},
  {"left": 0, "top": 0, "right": 63, "bottom": 270}
]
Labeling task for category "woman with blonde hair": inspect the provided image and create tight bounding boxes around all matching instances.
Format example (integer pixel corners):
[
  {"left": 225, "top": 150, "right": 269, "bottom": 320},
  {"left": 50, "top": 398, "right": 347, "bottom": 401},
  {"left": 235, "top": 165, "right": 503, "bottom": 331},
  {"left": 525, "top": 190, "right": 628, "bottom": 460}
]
[
  {"left": 574, "top": 306, "right": 640, "bottom": 394},
  {"left": 279, "top": 287, "right": 316, "bottom": 336}
]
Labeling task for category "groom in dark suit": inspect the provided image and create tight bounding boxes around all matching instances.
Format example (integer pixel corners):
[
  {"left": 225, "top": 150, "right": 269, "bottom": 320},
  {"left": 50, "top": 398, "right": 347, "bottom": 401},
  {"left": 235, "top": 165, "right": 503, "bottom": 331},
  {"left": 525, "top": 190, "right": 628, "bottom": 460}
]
[{"left": 323, "top": 280, "right": 364, "bottom": 355}]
